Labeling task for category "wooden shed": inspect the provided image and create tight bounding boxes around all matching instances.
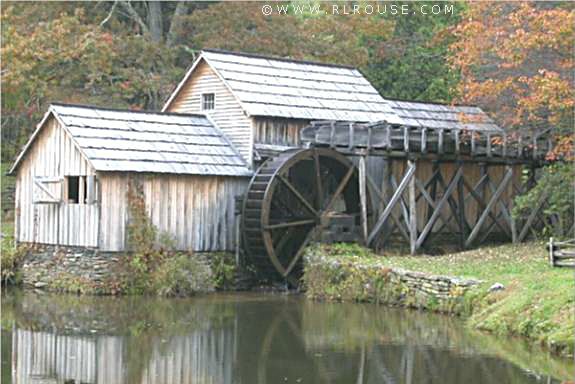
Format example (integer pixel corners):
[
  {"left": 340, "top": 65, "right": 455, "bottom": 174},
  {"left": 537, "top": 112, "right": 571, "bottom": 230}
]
[{"left": 10, "top": 104, "right": 251, "bottom": 252}]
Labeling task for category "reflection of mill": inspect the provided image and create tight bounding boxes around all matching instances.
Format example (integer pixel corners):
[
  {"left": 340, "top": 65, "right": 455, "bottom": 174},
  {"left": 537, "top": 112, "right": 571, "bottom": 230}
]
[
  {"left": 8, "top": 295, "right": 565, "bottom": 384},
  {"left": 11, "top": 326, "right": 234, "bottom": 384}
]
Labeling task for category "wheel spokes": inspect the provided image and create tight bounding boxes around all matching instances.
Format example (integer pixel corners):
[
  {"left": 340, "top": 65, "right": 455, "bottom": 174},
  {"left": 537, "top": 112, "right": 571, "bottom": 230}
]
[
  {"left": 284, "top": 228, "right": 316, "bottom": 276},
  {"left": 313, "top": 150, "right": 323, "bottom": 210},
  {"left": 277, "top": 174, "right": 318, "bottom": 217},
  {"left": 322, "top": 165, "right": 355, "bottom": 216},
  {"left": 264, "top": 219, "right": 316, "bottom": 230}
]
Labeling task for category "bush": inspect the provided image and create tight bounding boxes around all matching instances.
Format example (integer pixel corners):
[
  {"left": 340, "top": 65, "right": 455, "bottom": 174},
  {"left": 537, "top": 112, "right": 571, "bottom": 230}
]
[
  {"left": 513, "top": 163, "right": 574, "bottom": 238},
  {"left": 151, "top": 253, "right": 214, "bottom": 296},
  {"left": 122, "top": 179, "right": 216, "bottom": 296},
  {"left": 1, "top": 225, "right": 26, "bottom": 285},
  {"left": 210, "top": 252, "right": 236, "bottom": 290}
]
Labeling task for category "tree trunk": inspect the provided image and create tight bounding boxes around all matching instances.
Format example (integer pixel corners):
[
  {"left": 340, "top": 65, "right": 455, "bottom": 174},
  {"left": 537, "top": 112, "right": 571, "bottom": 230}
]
[
  {"left": 166, "top": 2, "right": 188, "bottom": 47},
  {"left": 147, "top": 1, "right": 163, "bottom": 43}
]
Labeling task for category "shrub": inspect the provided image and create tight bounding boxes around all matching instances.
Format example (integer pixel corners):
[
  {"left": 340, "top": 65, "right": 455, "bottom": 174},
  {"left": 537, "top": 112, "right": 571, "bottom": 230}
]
[
  {"left": 513, "top": 163, "right": 574, "bottom": 238},
  {"left": 210, "top": 252, "right": 236, "bottom": 290},
  {"left": 151, "top": 253, "right": 214, "bottom": 296},
  {"left": 1, "top": 226, "right": 26, "bottom": 285},
  {"left": 122, "top": 179, "right": 216, "bottom": 296}
]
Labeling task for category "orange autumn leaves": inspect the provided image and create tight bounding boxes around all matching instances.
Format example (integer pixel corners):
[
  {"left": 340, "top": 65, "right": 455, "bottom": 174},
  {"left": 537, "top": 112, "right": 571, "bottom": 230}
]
[{"left": 449, "top": 2, "right": 574, "bottom": 133}]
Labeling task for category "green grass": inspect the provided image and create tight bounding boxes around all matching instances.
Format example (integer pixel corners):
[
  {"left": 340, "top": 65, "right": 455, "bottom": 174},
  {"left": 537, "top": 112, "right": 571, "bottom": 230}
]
[{"left": 313, "top": 242, "right": 575, "bottom": 357}]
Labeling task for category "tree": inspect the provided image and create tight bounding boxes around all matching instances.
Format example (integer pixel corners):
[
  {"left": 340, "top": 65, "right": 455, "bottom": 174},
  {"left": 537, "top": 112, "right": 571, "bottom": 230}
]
[
  {"left": 183, "top": 2, "right": 392, "bottom": 67},
  {"left": 449, "top": 2, "right": 574, "bottom": 133},
  {"left": 1, "top": 2, "right": 188, "bottom": 162},
  {"left": 363, "top": 1, "right": 464, "bottom": 102}
]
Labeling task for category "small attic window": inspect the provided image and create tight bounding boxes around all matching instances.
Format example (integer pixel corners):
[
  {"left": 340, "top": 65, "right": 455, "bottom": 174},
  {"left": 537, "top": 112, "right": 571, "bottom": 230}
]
[{"left": 202, "top": 93, "right": 215, "bottom": 110}]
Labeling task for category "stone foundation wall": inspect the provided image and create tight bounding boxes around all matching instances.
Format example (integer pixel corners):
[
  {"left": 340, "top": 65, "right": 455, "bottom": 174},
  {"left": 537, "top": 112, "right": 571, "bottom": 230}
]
[
  {"left": 20, "top": 245, "right": 123, "bottom": 290},
  {"left": 304, "top": 252, "right": 481, "bottom": 314}
]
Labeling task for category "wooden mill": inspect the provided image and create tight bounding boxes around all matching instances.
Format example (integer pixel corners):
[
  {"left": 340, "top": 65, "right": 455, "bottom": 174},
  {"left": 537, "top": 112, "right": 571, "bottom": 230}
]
[{"left": 10, "top": 50, "right": 554, "bottom": 283}]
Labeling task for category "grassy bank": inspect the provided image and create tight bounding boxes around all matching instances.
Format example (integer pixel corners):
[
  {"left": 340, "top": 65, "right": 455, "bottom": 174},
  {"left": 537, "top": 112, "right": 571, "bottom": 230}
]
[{"left": 303, "top": 242, "right": 574, "bottom": 357}]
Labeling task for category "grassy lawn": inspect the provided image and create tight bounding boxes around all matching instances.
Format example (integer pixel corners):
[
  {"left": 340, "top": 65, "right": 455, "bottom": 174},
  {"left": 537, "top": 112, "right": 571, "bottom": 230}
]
[{"left": 313, "top": 242, "right": 575, "bottom": 357}]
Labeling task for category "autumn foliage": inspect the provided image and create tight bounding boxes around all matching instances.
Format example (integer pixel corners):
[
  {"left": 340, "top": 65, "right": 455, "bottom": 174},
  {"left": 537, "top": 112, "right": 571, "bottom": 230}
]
[{"left": 1, "top": 1, "right": 573, "bottom": 162}]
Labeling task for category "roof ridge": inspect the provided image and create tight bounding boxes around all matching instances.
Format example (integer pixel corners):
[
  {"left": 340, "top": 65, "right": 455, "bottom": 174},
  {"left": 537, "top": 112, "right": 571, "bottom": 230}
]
[
  {"left": 50, "top": 102, "right": 209, "bottom": 119},
  {"left": 384, "top": 98, "right": 480, "bottom": 109},
  {"left": 202, "top": 48, "right": 358, "bottom": 70}
]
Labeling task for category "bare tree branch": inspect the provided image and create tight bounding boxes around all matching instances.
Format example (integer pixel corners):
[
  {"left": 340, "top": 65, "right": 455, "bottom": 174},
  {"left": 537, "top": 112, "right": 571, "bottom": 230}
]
[
  {"left": 118, "top": 1, "right": 149, "bottom": 35},
  {"left": 100, "top": 1, "right": 119, "bottom": 27}
]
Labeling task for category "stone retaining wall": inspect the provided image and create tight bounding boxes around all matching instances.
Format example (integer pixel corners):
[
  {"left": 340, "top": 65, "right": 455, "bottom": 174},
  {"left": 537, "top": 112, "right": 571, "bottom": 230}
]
[
  {"left": 304, "top": 252, "right": 481, "bottom": 314},
  {"left": 20, "top": 245, "right": 123, "bottom": 290}
]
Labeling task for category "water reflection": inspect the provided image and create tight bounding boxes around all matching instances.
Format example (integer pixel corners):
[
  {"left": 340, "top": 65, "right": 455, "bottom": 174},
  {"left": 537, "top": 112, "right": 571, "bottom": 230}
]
[{"left": 1, "top": 289, "right": 572, "bottom": 383}]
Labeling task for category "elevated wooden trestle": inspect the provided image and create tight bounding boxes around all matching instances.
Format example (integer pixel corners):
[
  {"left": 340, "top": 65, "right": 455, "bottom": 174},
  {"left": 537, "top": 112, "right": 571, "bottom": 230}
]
[{"left": 301, "top": 121, "right": 554, "bottom": 254}]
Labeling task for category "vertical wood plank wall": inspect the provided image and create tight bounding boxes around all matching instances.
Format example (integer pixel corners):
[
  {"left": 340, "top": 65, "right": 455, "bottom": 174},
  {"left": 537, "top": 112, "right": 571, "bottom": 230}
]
[
  {"left": 167, "top": 60, "right": 254, "bottom": 166},
  {"left": 15, "top": 116, "right": 99, "bottom": 247},
  {"left": 99, "top": 174, "right": 248, "bottom": 252},
  {"left": 253, "top": 117, "right": 310, "bottom": 147}
]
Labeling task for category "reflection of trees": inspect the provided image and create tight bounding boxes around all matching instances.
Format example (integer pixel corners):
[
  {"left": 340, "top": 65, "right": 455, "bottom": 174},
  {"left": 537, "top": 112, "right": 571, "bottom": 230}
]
[{"left": 300, "top": 301, "right": 572, "bottom": 383}]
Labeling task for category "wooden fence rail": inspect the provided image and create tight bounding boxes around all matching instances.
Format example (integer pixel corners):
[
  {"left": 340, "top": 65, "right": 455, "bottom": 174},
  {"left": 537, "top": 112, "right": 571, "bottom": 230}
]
[{"left": 548, "top": 238, "right": 575, "bottom": 268}]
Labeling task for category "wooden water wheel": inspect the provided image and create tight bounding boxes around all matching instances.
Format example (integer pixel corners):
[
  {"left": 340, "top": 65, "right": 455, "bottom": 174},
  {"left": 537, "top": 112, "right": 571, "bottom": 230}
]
[{"left": 242, "top": 148, "right": 366, "bottom": 282}]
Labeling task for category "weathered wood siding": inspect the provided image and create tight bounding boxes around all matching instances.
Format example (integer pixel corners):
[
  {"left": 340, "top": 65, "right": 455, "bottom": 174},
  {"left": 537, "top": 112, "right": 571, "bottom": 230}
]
[
  {"left": 15, "top": 116, "right": 99, "bottom": 247},
  {"left": 99, "top": 174, "right": 248, "bottom": 252},
  {"left": 253, "top": 117, "right": 310, "bottom": 147},
  {"left": 166, "top": 60, "right": 253, "bottom": 165}
]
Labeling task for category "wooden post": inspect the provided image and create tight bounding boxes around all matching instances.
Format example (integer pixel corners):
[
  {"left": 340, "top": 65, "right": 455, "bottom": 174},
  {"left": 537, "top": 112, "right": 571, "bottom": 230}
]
[
  {"left": 466, "top": 167, "right": 513, "bottom": 247},
  {"left": 359, "top": 153, "right": 368, "bottom": 244},
  {"left": 457, "top": 162, "right": 467, "bottom": 248},
  {"left": 508, "top": 165, "right": 517, "bottom": 243},
  {"left": 408, "top": 159, "right": 417, "bottom": 255},
  {"left": 549, "top": 237, "right": 555, "bottom": 267},
  {"left": 476, "top": 163, "right": 487, "bottom": 225},
  {"left": 379, "top": 156, "right": 393, "bottom": 244},
  {"left": 368, "top": 162, "right": 416, "bottom": 246}
]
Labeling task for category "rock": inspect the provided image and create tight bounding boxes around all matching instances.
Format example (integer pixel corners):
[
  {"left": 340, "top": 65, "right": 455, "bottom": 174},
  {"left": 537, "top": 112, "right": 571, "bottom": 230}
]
[
  {"left": 34, "top": 281, "right": 48, "bottom": 289},
  {"left": 488, "top": 282, "right": 505, "bottom": 292}
]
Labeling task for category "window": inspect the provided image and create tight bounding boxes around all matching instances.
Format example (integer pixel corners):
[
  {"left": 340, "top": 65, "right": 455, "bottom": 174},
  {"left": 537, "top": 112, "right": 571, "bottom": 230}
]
[
  {"left": 65, "top": 176, "right": 97, "bottom": 204},
  {"left": 202, "top": 93, "right": 215, "bottom": 110},
  {"left": 67, "top": 176, "right": 80, "bottom": 203}
]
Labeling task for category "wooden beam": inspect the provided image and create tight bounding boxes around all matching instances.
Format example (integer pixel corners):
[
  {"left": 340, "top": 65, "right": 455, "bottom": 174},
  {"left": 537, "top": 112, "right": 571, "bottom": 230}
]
[
  {"left": 359, "top": 154, "right": 368, "bottom": 243},
  {"left": 278, "top": 175, "right": 318, "bottom": 217},
  {"left": 415, "top": 166, "right": 463, "bottom": 250},
  {"left": 463, "top": 177, "right": 510, "bottom": 237},
  {"left": 408, "top": 160, "right": 417, "bottom": 254},
  {"left": 465, "top": 167, "right": 513, "bottom": 247},
  {"left": 322, "top": 165, "right": 355, "bottom": 216},
  {"left": 368, "top": 162, "right": 416, "bottom": 245},
  {"left": 313, "top": 149, "right": 323, "bottom": 210},
  {"left": 457, "top": 164, "right": 467, "bottom": 247},
  {"left": 390, "top": 174, "right": 411, "bottom": 230},
  {"left": 365, "top": 172, "right": 410, "bottom": 244}
]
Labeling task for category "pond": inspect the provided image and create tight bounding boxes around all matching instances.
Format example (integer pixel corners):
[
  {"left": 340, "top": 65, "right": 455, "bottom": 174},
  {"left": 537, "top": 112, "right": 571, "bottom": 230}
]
[{"left": 1, "top": 289, "right": 572, "bottom": 383}]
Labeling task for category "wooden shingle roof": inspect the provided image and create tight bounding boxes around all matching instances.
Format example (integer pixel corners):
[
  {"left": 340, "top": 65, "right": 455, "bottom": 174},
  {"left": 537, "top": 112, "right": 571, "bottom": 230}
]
[
  {"left": 164, "top": 50, "right": 502, "bottom": 132},
  {"left": 387, "top": 100, "right": 502, "bottom": 132},
  {"left": 165, "top": 49, "right": 402, "bottom": 124},
  {"left": 10, "top": 104, "right": 252, "bottom": 177}
]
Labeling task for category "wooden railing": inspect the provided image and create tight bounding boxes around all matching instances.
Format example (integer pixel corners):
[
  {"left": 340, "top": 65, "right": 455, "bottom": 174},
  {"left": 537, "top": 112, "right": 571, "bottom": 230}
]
[
  {"left": 301, "top": 121, "right": 554, "bottom": 163},
  {"left": 548, "top": 238, "right": 575, "bottom": 268}
]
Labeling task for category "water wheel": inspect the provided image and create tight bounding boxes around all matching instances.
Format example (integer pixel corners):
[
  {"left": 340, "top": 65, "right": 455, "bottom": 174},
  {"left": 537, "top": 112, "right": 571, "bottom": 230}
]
[{"left": 242, "top": 148, "right": 366, "bottom": 283}]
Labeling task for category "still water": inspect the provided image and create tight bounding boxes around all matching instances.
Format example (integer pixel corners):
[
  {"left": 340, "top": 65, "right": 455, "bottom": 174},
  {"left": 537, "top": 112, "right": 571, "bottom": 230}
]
[{"left": 1, "top": 289, "right": 572, "bottom": 384}]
